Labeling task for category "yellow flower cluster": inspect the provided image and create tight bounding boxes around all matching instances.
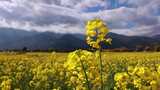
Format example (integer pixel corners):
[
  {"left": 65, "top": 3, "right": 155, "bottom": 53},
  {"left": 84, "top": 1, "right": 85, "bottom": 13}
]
[
  {"left": 64, "top": 50, "right": 94, "bottom": 70},
  {"left": 114, "top": 72, "right": 129, "bottom": 90},
  {"left": 0, "top": 52, "right": 160, "bottom": 89},
  {"left": 64, "top": 50, "right": 107, "bottom": 89},
  {"left": 0, "top": 77, "right": 12, "bottom": 90},
  {"left": 114, "top": 66, "right": 160, "bottom": 90},
  {"left": 86, "top": 18, "right": 112, "bottom": 48}
]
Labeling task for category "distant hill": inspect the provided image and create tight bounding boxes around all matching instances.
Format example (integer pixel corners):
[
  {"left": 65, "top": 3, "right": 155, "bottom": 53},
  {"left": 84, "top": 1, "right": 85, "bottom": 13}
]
[
  {"left": 152, "top": 35, "right": 160, "bottom": 41},
  {"left": 0, "top": 28, "right": 160, "bottom": 51},
  {"left": 107, "top": 33, "right": 158, "bottom": 49},
  {"left": 0, "top": 28, "right": 37, "bottom": 49}
]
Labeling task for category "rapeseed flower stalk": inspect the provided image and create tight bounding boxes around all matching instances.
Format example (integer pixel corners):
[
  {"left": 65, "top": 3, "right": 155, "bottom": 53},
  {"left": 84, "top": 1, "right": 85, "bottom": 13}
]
[
  {"left": 86, "top": 18, "right": 112, "bottom": 90},
  {"left": 65, "top": 50, "right": 94, "bottom": 90}
]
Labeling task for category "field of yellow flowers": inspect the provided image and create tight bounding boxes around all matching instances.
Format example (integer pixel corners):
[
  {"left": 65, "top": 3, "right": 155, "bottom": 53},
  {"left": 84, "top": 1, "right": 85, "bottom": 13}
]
[{"left": 0, "top": 52, "right": 160, "bottom": 90}]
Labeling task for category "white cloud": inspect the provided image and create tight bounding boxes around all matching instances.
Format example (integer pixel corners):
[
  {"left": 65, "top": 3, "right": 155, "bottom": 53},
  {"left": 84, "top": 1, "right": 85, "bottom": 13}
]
[
  {"left": 0, "top": 0, "right": 84, "bottom": 33},
  {"left": 74, "top": 0, "right": 106, "bottom": 10},
  {"left": 112, "top": 24, "right": 160, "bottom": 36},
  {"left": 127, "top": 0, "right": 151, "bottom": 7},
  {"left": 0, "top": 0, "right": 159, "bottom": 36}
]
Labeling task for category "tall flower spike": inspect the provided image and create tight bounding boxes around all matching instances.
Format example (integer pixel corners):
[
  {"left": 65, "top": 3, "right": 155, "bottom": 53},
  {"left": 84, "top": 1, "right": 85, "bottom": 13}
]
[{"left": 85, "top": 18, "right": 111, "bottom": 49}]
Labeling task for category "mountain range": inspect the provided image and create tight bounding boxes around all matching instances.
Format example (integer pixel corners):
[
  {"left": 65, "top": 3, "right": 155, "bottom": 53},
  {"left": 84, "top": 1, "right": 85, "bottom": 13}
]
[{"left": 0, "top": 28, "right": 160, "bottom": 51}]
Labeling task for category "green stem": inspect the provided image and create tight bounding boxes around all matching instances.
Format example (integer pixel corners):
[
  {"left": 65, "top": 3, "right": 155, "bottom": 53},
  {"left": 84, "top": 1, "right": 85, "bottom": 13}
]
[
  {"left": 80, "top": 58, "right": 91, "bottom": 90},
  {"left": 99, "top": 47, "right": 103, "bottom": 90}
]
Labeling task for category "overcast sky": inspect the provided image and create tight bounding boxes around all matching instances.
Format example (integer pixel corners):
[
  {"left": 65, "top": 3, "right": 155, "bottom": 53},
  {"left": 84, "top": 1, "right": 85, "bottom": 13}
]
[{"left": 0, "top": 0, "right": 160, "bottom": 36}]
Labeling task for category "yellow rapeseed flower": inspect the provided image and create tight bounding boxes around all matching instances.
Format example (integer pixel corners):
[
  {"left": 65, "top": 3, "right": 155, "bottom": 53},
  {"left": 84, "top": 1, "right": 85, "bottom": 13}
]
[
  {"left": 114, "top": 72, "right": 129, "bottom": 82},
  {"left": 64, "top": 50, "right": 94, "bottom": 70},
  {"left": 85, "top": 18, "right": 111, "bottom": 49}
]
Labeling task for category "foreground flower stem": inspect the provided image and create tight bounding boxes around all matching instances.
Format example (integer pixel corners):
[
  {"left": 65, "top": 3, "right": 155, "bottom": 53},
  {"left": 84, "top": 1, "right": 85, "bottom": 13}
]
[
  {"left": 99, "top": 47, "right": 103, "bottom": 90},
  {"left": 79, "top": 58, "right": 91, "bottom": 90}
]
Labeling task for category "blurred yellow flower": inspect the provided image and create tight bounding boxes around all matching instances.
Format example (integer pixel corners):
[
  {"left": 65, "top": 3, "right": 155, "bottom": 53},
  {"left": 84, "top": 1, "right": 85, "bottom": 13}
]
[
  {"left": 64, "top": 50, "right": 94, "bottom": 70},
  {"left": 114, "top": 72, "right": 129, "bottom": 82}
]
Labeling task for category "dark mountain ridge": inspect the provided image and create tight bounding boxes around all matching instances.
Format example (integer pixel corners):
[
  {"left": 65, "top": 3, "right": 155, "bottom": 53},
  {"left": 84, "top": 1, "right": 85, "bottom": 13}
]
[{"left": 0, "top": 28, "right": 160, "bottom": 51}]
